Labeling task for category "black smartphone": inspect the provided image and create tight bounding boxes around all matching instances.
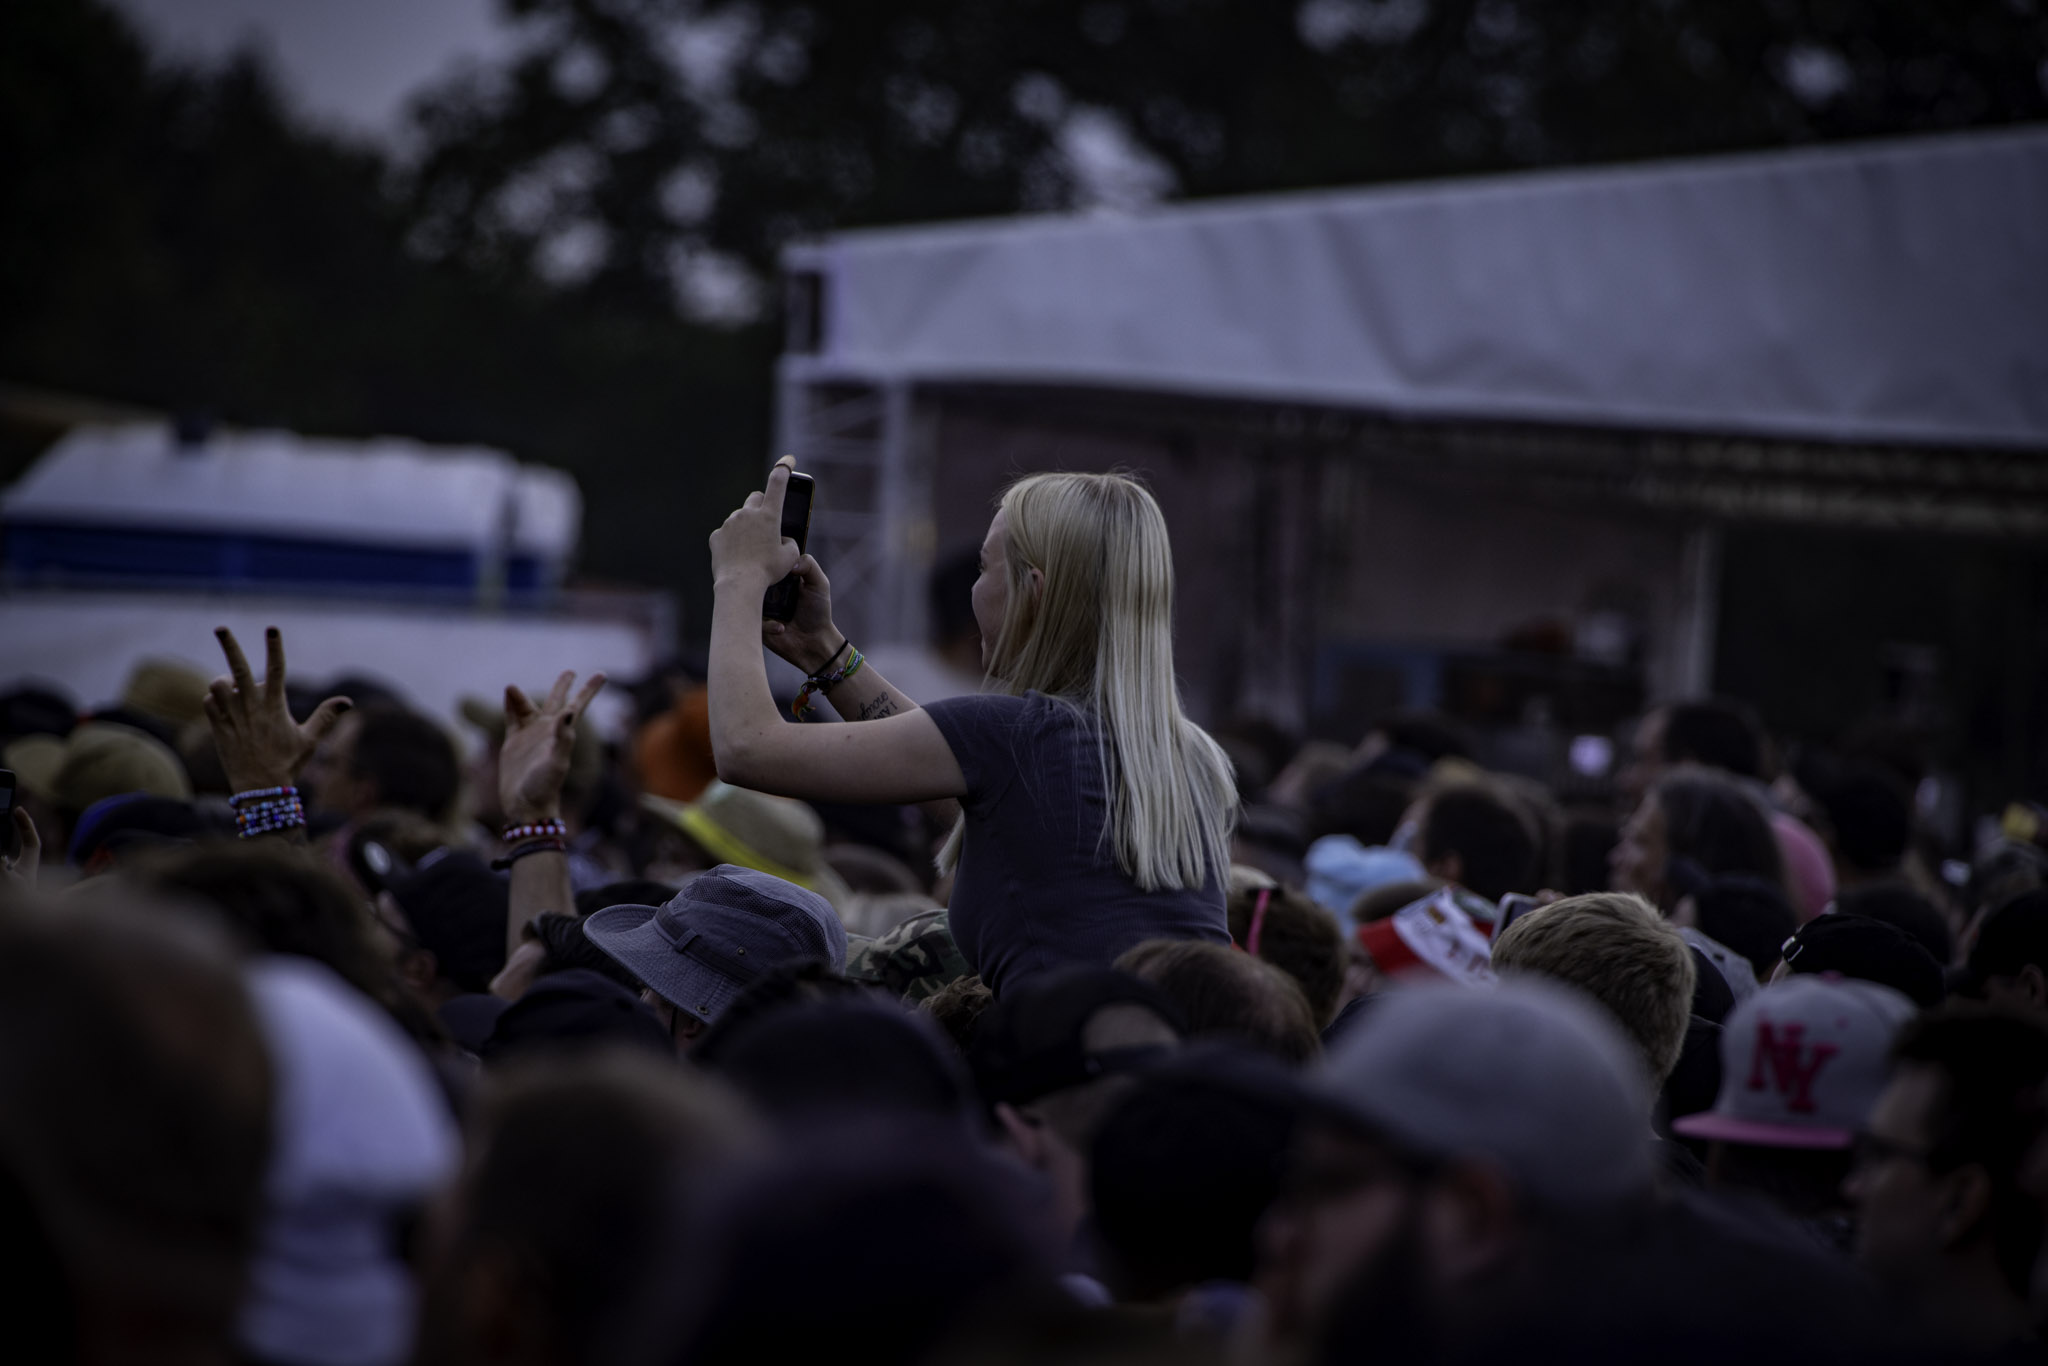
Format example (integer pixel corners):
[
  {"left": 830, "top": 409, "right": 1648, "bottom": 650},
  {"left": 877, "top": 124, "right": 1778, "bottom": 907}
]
[
  {"left": 763, "top": 470, "right": 816, "bottom": 622},
  {"left": 0, "top": 769, "right": 17, "bottom": 860}
]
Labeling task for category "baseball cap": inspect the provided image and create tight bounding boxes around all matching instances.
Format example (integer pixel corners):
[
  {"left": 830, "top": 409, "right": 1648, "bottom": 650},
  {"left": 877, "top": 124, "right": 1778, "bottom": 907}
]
[
  {"left": 1308, "top": 978, "right": 1654, "bottom": 1211},
  {"left": 1672, "top": 975, "right": 1915, "bottom": 1150},
  {"left": 968, "top": 967, "right": 1185, "bottom": 1108},
  {"left": 1953, "top": 889, "right": 2048, "bottom": 998},
  {"left": 1780, "top": 911, "right": 1944, "bottom": 1008},
  {"left": 1354, "top": 887, "right": 1496, "bottom": 987},
  {"left": 386, "top": 848, "right": 510, "bottom": 994},
  {"left": 582, "top": 865, "right": 846, "bottom": 1026}
]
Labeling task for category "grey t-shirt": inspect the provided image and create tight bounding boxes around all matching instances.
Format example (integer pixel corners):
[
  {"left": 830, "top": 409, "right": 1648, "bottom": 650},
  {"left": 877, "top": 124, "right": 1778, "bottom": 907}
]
[{"left": 924, "top": 691, "right": 1228, "bottom": 997}]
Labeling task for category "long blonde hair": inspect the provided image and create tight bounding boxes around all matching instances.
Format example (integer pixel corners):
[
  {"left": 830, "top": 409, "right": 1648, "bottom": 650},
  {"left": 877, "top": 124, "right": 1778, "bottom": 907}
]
[{"left": 939, "top": 471, "right": 1236, "bottom": 891}]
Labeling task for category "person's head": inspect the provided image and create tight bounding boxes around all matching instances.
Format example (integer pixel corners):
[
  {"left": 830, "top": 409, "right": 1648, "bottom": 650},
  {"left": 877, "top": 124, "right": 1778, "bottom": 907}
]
[
  {"left": 1613, "top": 768, "right": 1785, "bottom": 911},
  {"left": 643, "top": 780, "right": 852, "bottom": 910},
  {"left": 415, "top": 1051, "right": 756, "bottom": 1366},
  {"left": 1115, "top": 939, "right": 1322, "bottom": 1064},
  {"left": 1847, "top": 1006, "right": 2048, "bottom": 1324},
  {"left": 1779, "top": 911, "right": 1946, "bottom": 1008},
  {"left": 46, "top": 720, "right": 193, "bottom": 852},
  {"left": 1954, "top": 889, "right": 2048, "bottom": 1009},
  {"left": 385, "top": 847, "right": 511, "bottom": 1001},
  {"left": 1558, "top": 812, "right": 1619, "bottom": 897},
  {"left": 1491, "top": 892, "right": 1696, "bottom": 1087},
  {"left": 1227, "top": 881, "right": 1345, "bottom": 1028},
  {"left": 698, "top": 995, "right": 976, "bottom": 1128},
  {"left": 1621, "top": 698, "right": 1764, "bottom": 802},
  {"left": 477, "top": 970, "right": 673, "bottom": 1063},
  {"left": 1260, "top": 981, "right": 1653, "bottom": 1347},
  {"left": 1089, "top": 1046, "right": 1304, "bottom": 1301},
  {"left": 928, "top": 545, "right": 985, "bottom": 666},
  {"left": 65, "top": 793, "right": 216, "bottom": 873},
  {"left": 1674, "top": 975, "right": 1915, "bottom": 1219},
  {"left": 922, "top": 973, "right": 996, "bottom": 1053},
  {"left": 1413, "top": 783, "right": 1538, "bottom": 905},
  {"left": 238, "top": 956, "right": 459, "bottom": 1366},
  {"left": 1361, "top": 710, "right": 1475, "bottom": 772},
  {"left": 1837, "top": 882, "right": 1954, "bottom": 968},
  {"left": 0, "top": 895, "right": 271, "bottom": 1366},
  {"left": 1812, "top": 761, "right": 1914, "bottom": 882},
  {"left": 1671, "top": 872, "right": 1797, "bottom": 980},
  {"left": 1306, "top": 766, "right": 1416, "bottom": 849},
  {"left": 142, "top": 839, "right": 445, "bottom": 1046},
  {"left": 582, "top": 865, "right": 847, "bottom": 1052},
  {"left": 665, "top": 1119, "right": 1059, "bottom": 1366},
  {"left": 966, "top": 471, "right": 1236, "bottom": 893},
  {"left": 970, "top": 967, "right": 1184, "bottom": 1240},
  {"left": 309, "top": 703, "right": 461, "bottom": 824}
]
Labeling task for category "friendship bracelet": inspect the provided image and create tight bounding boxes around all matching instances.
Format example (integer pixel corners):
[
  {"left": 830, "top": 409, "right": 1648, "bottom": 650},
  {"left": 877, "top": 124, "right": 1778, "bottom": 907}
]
[
  {"left": 501, "top": 819, "right": 569, "bottom": 843},
  {"left": 491, "top": 837, "right": 567, "bottom": 871},
  {"left": 235, "top": 790, "right": 306, "bottom": 839},
  {"left": 791, "top": 644, "right": 865, "bottom": 719},
  {"left": 809, "top": 637, "right": 854, "bottom": 678},
  {"left": 228, "top": 785, "right": 298, "bottom": 809}
]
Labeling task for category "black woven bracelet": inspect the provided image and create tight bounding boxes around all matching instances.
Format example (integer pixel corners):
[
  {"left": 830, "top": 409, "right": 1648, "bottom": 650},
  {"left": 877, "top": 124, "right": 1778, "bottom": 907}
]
[
  {"left": 491, "top": 838, "right": 567, "bottom": 872},
  {"left": 808, "top": 637, "right": 854, "bottom": 681}
]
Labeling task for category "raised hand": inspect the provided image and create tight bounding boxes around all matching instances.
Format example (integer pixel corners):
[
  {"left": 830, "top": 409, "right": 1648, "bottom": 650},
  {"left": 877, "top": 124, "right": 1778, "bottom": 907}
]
[
  {"left": 498, "top": 671, "right": 605, "bottom": 826},
  {"left": 204, "top": 627, "right": 351, "bottom": 793},
  {"left": 761, "top": 554, "right": 845, "bottom": 674},
  {"left": 709, "top": 455, "right": 803, "bottom": 592}
]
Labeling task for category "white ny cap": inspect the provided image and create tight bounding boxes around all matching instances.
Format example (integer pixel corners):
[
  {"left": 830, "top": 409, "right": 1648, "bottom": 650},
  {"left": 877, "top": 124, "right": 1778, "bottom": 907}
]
[{"left": 1673, "top": 974, "right": 1915, "bottom": 1150}]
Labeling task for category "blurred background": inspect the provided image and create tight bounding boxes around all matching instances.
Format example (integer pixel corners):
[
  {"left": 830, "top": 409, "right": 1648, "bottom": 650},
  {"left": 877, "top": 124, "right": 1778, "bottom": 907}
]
[{"left": 3, "top": 0, "right": 2046, "bottom": 832}]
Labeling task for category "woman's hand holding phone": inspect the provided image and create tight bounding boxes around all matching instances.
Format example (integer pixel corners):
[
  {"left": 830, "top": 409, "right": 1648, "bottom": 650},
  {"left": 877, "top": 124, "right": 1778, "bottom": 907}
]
[
  {"left": 709, "top": 456, "right": 804, "bottom": 593},
  {"left": 761, "top": 555, "right": 845, "bottom": 675}
]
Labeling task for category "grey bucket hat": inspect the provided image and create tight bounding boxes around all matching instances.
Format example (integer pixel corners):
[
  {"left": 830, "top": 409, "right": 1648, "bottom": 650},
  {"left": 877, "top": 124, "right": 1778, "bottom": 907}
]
[{"left": 583, "top": 865, "right": 847, "bottom": 1026}]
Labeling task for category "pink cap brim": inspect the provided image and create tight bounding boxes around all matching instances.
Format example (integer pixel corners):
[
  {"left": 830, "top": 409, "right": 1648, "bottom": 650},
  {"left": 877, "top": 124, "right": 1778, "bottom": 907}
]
[{"left": 1670, "top": 1111, "right": 1852, "bottom": 1149}]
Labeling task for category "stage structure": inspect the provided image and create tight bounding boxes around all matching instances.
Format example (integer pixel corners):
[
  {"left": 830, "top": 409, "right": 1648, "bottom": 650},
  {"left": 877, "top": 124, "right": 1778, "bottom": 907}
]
[{"left": 774, "top": 127, "right": 2048, "bottom": 794}]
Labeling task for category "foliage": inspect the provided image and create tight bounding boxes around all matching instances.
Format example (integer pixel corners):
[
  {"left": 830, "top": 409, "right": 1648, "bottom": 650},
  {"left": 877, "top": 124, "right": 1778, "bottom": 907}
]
[
  {"left": 403, "top": 0, "right": 2048, "bottom": 312},
  {"left": 1, "top": 0, "right": 771, "bottom": 630},
  {"left": 3, "top": 0, "right": 2042, "bottom": 630}
]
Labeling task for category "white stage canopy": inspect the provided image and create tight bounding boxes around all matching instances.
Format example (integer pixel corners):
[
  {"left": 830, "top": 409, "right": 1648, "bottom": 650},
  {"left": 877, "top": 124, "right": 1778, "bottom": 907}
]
[{"left": 797, "top": 127, "right": 2048, "bottom": 450}]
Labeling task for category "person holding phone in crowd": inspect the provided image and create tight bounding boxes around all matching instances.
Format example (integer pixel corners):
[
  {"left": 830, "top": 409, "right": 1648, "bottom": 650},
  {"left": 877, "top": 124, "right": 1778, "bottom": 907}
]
[{"left": 707, "top": 457, "right": 1235, "bottom": 996}]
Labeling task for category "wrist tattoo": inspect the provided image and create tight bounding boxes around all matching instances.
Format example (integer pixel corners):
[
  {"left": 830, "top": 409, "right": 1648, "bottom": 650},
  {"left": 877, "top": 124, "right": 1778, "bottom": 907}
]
[{"left": 857, "top": 695, "right": 898, "bottom": 721}]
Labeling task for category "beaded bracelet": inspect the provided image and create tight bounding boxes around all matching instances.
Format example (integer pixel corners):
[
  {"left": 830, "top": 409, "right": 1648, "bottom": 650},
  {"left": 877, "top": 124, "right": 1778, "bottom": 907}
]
[
  {"left": 231, "top": 786, "right": 306, "bottom": 839},
  {"left": 792, "top": 643, "right": 864, "bottom": 719},
  {"left": 490, "top": 837, "right": 567, "bottom": 872},
  {"left": 501, "top": 818, "right": 569, "bottom": 843}
]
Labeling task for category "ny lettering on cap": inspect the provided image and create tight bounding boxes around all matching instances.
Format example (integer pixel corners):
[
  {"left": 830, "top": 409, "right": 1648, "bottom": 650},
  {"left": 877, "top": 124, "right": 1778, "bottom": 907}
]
[{"left": 1672, "top": 974, "right": 1915, "bottom": 1150}]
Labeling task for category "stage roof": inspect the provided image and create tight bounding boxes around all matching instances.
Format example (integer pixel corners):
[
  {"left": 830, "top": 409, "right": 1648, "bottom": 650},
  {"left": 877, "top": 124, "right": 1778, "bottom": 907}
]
[{"left": 792, "top": 127, "right": 2048, "bottom": 450}]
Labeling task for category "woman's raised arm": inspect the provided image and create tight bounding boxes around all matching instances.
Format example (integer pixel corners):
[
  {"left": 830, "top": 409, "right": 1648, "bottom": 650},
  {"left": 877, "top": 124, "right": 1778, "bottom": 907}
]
[{"left": 707, "top": 458, "right": 968, "bottom": 805}]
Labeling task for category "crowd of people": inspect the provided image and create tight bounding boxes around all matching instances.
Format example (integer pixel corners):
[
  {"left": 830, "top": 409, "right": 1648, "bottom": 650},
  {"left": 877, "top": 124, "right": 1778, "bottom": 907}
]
[{"left": 4, "top": 462, "right": 2048, "bottom": 1365}]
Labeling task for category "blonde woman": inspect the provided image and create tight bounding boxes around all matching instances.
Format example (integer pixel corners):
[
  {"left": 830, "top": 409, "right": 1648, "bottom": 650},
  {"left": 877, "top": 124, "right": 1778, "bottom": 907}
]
[{"left": 708, "top": 458, "right": 1236, "bottom": 995}]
